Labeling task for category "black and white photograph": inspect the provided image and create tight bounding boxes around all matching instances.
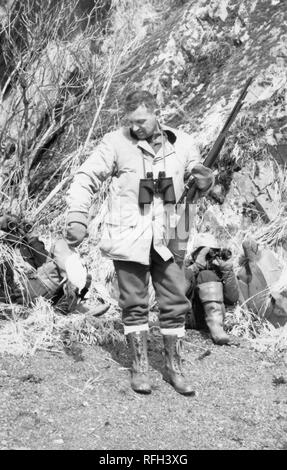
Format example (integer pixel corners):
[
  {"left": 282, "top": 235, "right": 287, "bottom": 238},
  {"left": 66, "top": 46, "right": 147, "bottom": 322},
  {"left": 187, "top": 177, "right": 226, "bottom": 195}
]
[{"left": 0, "top": 0, "right": 286, "bottom": 454}]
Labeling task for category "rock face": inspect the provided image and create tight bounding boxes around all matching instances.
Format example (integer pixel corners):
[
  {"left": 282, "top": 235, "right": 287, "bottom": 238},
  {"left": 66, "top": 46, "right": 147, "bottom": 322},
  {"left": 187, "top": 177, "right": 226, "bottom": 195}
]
[
  {"left": 1, "top": 0, "right": 286, "bottom": 192},
  {"left": 117, "top": 0, "right": 286, "bottom": 137},
  {"left": 104, "top": 0, "right": 287, "bottom": 242},
  {"left": 108, "top": 4, "right": 286, "bottom": 220},
  {"left": 108, "top": 0, "right": 287, "bottom": 324}
]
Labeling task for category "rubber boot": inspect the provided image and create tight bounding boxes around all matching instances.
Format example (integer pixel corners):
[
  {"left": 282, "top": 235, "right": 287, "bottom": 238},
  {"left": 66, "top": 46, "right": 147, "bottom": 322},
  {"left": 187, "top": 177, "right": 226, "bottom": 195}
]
[
  {"left": 197, "top": 281, "right": 238, "bottom": 345},
  {"left": 162, "top": 335, "right": 195, "bottom": 396},
  {"left": 127, "top": 331, "right": 151, "bottom": 394}
]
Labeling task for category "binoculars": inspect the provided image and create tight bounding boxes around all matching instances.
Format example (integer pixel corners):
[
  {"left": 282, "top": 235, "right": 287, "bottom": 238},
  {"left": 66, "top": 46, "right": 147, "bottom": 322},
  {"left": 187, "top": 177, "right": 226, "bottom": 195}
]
[
  {"left": 205, "top": 248, "right": 232, "bottom": 263},
  {"left": 138, "top": 171, "right": 176, "bottom": 206},
  {"left": 7, "top": 219, "right": 33, "bottom": 233}
]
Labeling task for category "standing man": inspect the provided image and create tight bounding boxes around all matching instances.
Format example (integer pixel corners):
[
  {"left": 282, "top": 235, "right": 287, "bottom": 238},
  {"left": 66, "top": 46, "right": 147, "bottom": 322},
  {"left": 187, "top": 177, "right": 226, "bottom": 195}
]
[{"left": 65, "top": 90, "right": 214, "bottom": 395}]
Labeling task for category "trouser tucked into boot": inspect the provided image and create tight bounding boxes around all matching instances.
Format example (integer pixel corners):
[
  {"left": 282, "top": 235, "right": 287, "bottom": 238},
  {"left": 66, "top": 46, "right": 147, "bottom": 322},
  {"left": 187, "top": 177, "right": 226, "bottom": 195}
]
[
  {"left": 126, "top": 328, "right": 151, "bottom": 394},
  {"left": 113, "top": 246, "right": 190, "bottom": 330},
  {"left": 162, "top": 333, "right": 195, "bottom": 396},
  {"left": 197, "top": 280, "right": 235, "bottom": 345},
  {"left": 114, "top": 246, "right": 191, "bottom": 394}
]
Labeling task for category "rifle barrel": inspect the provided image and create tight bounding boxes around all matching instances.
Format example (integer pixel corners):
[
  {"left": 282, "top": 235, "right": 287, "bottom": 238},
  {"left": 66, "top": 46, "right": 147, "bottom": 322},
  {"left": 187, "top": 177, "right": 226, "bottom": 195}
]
[
  {"left": 177, "top": 76, "right": 253, "bottom": 206},
  {"left": 203, "top": 77, "right": 253, "bottom": 169}
]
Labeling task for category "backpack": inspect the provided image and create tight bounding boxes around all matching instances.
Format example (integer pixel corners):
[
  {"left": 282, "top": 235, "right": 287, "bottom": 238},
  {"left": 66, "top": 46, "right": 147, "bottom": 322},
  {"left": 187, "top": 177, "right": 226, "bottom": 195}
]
[{"left": 237, "top": 239, "right": 286, "bottom": 326}]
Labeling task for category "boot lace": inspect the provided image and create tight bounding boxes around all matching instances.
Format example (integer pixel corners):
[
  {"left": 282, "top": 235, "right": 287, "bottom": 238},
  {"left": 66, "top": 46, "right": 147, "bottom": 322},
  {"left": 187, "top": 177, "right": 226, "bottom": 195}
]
[
  {"left": 173, "top": 339, "right": 184, "bottom": 375},
  {"left": 132, "top": 334, "right": 148, "bottom": 374},
  {"left": 164, "top": 337, "right": 184, "bottom": 375}
]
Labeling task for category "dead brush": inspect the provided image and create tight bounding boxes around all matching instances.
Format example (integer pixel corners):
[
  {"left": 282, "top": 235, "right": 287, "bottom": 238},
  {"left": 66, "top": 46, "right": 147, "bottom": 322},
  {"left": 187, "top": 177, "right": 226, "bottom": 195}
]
[
  {"left": 0, "top": 295, "right": 124, "bottom": 357},
  {"left": 225, "top": 304, "right": 271, "bottom": 341},
  {"left": 0, "top": 240, "right": 32, "bottom": 308},
  {"left": 1, "top": 1, "right": 287, "bottom": 360},
  {"left": 251, "top": 322, "right": 287, "bottom": 355},
  {"left": 56, "top": 313, "right": 124, "bottom": 348},
  {"left": 1, "top": 220, "right": 125, "bottom": 357},
  {"left": 0, "top": 178, "right": 125, "bottom": 357},
  {"left": 256, "top": 209, "right": 287, "bottom": 250},
  {"left": 0, "top": 298, "right": 55, "bottom": 356},
  {"left": 225, "top": 303, "right": 287, "bottom": 356},
  {"left": 254, "top": 160, "right": 287, "bottom": 248},
  {"left": 193, "top": 157, "right": 287, "bottom": 355},
  {"left": 0, "top": 242, "right": 15, "bottom": 304}
]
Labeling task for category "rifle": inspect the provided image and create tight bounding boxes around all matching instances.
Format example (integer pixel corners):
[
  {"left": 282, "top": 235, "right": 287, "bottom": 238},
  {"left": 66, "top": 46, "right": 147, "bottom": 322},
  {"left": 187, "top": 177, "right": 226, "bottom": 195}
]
[{"left": 178, "top": 77, "right": 253, "bottom": 230}]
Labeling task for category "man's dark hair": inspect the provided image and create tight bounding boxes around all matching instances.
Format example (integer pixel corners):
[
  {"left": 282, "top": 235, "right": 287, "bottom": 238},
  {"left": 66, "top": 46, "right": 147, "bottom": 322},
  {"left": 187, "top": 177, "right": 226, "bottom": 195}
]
[{"left": 124, "top": 90, "right": 157, "bottom": 113}]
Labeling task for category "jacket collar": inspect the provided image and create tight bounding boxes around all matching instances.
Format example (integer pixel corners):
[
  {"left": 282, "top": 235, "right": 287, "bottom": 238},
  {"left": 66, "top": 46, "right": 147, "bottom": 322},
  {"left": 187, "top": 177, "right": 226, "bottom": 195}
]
[{"left": 159, "top": 124, "right": 177, "bottom": 145}]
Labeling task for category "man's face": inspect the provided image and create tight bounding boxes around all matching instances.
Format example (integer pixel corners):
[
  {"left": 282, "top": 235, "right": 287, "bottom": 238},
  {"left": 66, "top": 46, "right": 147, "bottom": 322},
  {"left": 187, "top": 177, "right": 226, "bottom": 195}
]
[{"left": 126, "top": 105, "right": 158, "bottom": 140}]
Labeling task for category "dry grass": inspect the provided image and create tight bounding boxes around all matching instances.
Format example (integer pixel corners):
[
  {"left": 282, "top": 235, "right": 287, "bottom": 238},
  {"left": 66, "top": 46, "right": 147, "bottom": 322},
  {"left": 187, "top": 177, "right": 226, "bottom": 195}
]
[
  {"left": 224, "top": 304, "right": 287, "bottom": 355},
  {"left": 191, "top": 157, "right": 287, "bottom": 355},
  {"left": 0, "top": 296, "right": 124, "bottom": 357},
  {"left": 0, "top": 204, "right": 124, "bottom": 357},
  {"left": 2, "top": 158, "right": 287, "bottom": 357},
  {"left": 251, "top": 322, "right": 287, "bottom": 355},
  {"left": 1, "top": 1, "right": 287, "bottom": 359}
]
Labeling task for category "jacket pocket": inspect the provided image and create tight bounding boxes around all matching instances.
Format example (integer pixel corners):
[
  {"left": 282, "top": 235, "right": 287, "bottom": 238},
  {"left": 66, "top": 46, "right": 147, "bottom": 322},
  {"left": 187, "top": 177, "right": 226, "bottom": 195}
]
[{"left": 105, "top": 210, "right": 139, "bottom": 227}]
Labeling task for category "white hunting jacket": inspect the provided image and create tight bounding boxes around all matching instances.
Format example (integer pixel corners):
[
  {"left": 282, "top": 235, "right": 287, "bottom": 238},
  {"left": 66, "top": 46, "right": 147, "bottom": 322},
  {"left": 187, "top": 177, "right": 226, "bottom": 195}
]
[{"left": 66, "top": 124, "right": 211, "bottom": 265}]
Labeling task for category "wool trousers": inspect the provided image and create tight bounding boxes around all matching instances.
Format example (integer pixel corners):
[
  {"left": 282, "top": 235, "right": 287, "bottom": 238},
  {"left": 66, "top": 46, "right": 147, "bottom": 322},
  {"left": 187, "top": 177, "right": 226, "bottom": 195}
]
[{"left": 113, "top": 246, "right": 190, "bottom": 334}]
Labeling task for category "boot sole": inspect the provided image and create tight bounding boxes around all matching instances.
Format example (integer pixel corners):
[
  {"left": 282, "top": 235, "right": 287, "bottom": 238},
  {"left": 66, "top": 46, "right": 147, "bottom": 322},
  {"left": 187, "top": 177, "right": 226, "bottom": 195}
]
[
  {"left": 213, "top": 338, "right": 240, "bottom": 346},
  {"left": 132, "top": 387, "right": 152, "bottom": 395},
  {"left": 163, "top": 376, "right": 195, "bottom": 396}
]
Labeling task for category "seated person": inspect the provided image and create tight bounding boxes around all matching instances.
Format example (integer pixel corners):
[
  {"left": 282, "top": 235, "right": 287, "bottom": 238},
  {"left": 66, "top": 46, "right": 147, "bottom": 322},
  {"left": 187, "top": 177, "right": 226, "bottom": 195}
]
[
  {"left": 0, "top": 214, "right": 91, "bottom": 312},
  {"left": 184, "top": 233, "right": 239, "bottom": 345}
]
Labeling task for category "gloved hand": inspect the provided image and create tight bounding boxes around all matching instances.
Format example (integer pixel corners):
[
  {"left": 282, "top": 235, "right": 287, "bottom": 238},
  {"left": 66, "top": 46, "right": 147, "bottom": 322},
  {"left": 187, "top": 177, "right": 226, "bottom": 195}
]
[
  {"left": 216, "top": 258, "right": 239, "bottom": 305},
  {"left": 216, "top": 258, "right": 234, "bottom": 274},
  {"left": 66, "top": 223, "right": 87, "bottom": 247},
  {"left": 65, "top": 212, "right": 88, "bottom": 247},
  {"left": 194, "top": 246, "right": 211, "bottom": 269},
  {"left": 189, "top": 164, "right": 214, "bottom": 194}
]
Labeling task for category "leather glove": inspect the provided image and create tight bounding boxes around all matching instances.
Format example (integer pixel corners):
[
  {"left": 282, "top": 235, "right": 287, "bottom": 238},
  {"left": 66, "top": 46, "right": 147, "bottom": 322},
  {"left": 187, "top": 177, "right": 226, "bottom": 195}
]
[
  {"left": 65, "top": 212, "right": 88, "bottom": 248},
  {"left": 216, "top": 258, "right": 234, "bottom": 273},
  {"left": 189, "top": 164, "right": 214, "bottom": 194},
  {"left": 216, "top": 258, "right": 239, "bottom": 305},
  {"left": 66, "top": 222, "right": 87, "bottom": 247}
]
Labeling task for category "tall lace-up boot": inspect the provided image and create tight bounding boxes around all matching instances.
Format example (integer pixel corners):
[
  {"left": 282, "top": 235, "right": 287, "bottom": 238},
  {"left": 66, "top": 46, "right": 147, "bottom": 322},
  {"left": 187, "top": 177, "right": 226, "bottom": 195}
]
[
  {"left": 127, "top": 330, "right": 151, "bottom": 394},
  {"left": 162, "top": 335, "right": 195, "bottom": 396}
]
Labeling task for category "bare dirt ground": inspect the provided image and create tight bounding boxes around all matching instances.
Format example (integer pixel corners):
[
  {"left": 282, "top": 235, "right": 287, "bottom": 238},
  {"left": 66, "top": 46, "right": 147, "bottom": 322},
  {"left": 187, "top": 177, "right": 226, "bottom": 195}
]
[{"left": 1, "top": 330, "right": 287, "bottom": 451}]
